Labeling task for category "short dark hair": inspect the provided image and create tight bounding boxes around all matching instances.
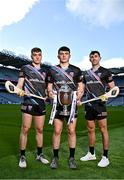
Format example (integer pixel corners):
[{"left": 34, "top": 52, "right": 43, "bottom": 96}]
[
  {"left": 89, "top": 50, "right": 101, "bottom": 57},
  {"left": 31, "top": 47, "right": 42, "bottom": 54},
  {"left": 58, "top": 46, "right": 70, "bottom": 54}
]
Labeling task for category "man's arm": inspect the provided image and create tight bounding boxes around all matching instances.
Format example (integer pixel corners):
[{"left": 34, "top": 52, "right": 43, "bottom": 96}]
[
  {"left": 100, "top": 80, "right": 116, "bottom": 101},
  {"left": 16, "top": 77, "right": 25, "bottom": 96},
  {"left": 47, "top": 83, "right": 55, "bottom": 99},
  {"left": 108, "top": 80, "right": 115, "bottom": 89},
  {"left": 17, "top": 77, "right": 24, "bottom": 89},
  {"left": 76, "top": 82, "right": 85, "bottom": 101}
]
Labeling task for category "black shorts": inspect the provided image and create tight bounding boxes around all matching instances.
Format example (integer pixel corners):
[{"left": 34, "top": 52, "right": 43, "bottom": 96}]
[
  {"left": 85, "top": 102, "right": 107, "bottom": 120},
  {"left": 54, "top": 104, "right": 78, "bottom": 121},
  {"left": 21, "top": 104, "right": 46, "bottom": 116},
  {"left": 55, "top": 114, "right": 78, "bottom": 121}
]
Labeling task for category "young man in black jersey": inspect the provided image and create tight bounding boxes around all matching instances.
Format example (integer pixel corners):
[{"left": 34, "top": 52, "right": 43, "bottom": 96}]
[
  {"left": 80, "top": 51, "right": 115, "bottom": 167},
  {"left": 17, "top": 47, "right": 49, "bottom": 168},
  {"left": 48, "top": 46, "right": 84, "bottom": 169}
]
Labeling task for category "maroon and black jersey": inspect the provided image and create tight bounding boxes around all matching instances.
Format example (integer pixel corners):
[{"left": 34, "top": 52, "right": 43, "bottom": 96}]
[{"left": 19, "top": 64, "right": 48, "bottom": 105}]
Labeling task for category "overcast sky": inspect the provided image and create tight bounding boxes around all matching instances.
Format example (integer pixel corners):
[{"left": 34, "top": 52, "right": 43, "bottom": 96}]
[{"left": 0, "top": 0, "right": 124, "bottom": 70}]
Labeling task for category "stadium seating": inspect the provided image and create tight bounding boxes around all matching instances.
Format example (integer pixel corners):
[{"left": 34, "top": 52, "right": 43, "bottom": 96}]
[
  {"left": 107, "top": 96, "right": 124, "bottom": 106},
  {"left": 0, "top": 92, "right": 22, "bottom": 104},
  {"left": 0, "top": 67, "right": 19, "bottom": 81},
  {"left": 113, "top": 76, "right": 124, "bottom": 87}
]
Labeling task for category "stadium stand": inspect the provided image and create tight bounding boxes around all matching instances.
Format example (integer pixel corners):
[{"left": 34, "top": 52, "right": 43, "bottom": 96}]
[
  {"left": 0, "top": 66, "right": 19, "bottom": 81},
  {"left": 113, "top": 75, "right": 124, "bottom": 87},
  {"left": 0, "top": 50, "right": 124, "bottom": 106},
  {"left": 107, "top": 75, "right": 124, "bottom": 106},
  {"left": 0, "top": 50, "right": 31, "bottom": 104}
]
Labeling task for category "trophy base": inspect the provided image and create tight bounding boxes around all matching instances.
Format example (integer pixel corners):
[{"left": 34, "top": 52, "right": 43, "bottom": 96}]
[{"left": 59, "top": 111, "right": 70, "bottom": 116}]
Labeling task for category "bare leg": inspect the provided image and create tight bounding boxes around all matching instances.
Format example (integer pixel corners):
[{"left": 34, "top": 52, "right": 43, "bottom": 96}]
[
  {"left": 19, "top": 113, "right": 32, "bottom": 150},
  {"left": 52, "top": 119, "right": 63, "bottom": 149},
  {"left": 87, "top": 120, "right": 96, "bottom": 147},
  {"left": 98, "top": 118, "right": 109, "bottom": 150},
  {"left": 34, "top": 115, "right": 45, "bottom": 147},
  {"left": 68, "top": 119, "right": 77, "bottom": 148}
]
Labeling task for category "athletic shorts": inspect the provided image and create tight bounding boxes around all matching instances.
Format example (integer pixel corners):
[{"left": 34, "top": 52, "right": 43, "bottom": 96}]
[
  {"left": 55, "top": 114, "right": 77, "bottom": 121},
  {"left": 85, "top": 102, "right": 107, "bottom": 120},
  {"left": 21, "top": 104, "right": 46, "bottom": 116},
  {"left": 54, "top": 104, "right": 77, "bottom": 121}
]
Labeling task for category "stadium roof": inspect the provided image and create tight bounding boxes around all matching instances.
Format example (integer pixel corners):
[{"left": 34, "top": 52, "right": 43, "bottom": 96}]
[
  {"left": 0, "top": 50, "right": 124, "bottom": 74},
  {"left": 109, "top": 67, "right": 124, "bottom": 75},
  {"left": 0, "top": 50, "right": 31, "bottom": 69}
]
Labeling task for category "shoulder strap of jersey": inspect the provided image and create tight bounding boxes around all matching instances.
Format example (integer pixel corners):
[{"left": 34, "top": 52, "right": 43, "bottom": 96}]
[
  {"left": 87, "top": 69, "right": 104, "bottom": 87},
  {"left": 55, "top": 66, "right": 76, "bottom": 87}
]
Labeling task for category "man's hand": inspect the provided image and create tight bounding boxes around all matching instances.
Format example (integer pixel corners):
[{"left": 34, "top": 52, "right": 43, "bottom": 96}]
[
  {"left": 77, "top": 100, "right": 82, "bottom": 106},
  {"left": 48, "top": 90, "right": 56, "bottom": 99},
  {"left": 76, "top": 91, "right": 83, "bottom": 101},
  {"left": 99, "top": 94, "right": 108, "bottom": 101},
  {"left": 17, "top": 89, "right": 25, "bottom": 97}
]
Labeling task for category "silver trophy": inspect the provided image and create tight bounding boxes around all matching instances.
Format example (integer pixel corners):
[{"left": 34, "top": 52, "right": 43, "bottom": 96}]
[{"left": 58, "top": 85, "right": 73, "bottom": 116}]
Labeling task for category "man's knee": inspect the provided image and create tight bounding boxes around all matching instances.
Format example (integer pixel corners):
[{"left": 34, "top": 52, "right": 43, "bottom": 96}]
[
  {"left": 36, "top": 127, "right": 43, "bottom": 134},
  {"left": 87, "top": 126, "right": 95, "bottom": 134},
  {"left": 54, "top": 128, "right": 62, "bottom": 136},
  {"left": 68, "top": 127, "right": 76, "bottom": 136},
  {"left": 21, "top": 126, "right": 30, "bottom": 135},
  {"left": 100, "top": 125, "right": 108, "bottom": 133}
]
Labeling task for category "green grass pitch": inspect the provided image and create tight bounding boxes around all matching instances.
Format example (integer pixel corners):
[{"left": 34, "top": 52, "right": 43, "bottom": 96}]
[{"left": 0, "top": 104, "right": 124, "bottom": 179}]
